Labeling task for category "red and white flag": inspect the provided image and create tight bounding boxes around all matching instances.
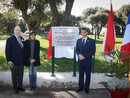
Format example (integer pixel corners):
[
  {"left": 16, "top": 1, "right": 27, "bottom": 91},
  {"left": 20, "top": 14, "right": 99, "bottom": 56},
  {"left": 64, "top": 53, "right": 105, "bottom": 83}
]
[
  {"left": 46, "top": 28, "right": 52, "bottom": 59},
  {"left": 102, "top": 4, "right": 116, "bottom": 61},
  {"left": 120, "top": 13, "right": 130, "bottom": 62}
]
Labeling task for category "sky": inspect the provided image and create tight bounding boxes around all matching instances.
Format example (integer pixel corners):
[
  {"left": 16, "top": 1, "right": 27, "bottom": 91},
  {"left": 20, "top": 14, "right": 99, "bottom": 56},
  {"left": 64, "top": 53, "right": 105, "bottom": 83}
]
[{"left": 71, "top": 0, "right": 130, "bottom": 16}]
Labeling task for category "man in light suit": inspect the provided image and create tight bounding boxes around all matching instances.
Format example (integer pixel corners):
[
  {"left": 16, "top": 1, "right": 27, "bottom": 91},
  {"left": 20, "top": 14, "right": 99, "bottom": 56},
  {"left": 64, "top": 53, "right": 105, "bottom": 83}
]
[
  {"left": 5, "top": 26, "right": 25, "bottom": 94},
  {"left": 76, "top": 27, "right": 96, "bottom": 94}
]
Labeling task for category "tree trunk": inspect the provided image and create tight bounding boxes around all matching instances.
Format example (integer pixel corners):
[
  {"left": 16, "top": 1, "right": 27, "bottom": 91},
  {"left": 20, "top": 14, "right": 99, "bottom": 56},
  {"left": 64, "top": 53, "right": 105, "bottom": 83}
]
[
  {"left": 21, "top": 11, "right": 29, "bottom": 26},
  {"left": 47, "top": 0, "right": 60, "bottom": 26},
  {"left": 121, "top": 25, "right": 125, "bottom": 35},
  {"left": 97, "top": 24, "right": 102, "bottom": 39},
  {"left": 63, "top": 0, "right": 74, "bottom": 26},
  {"left": 48, "top": 0, "right": 75, "bottom": 26},
  {"left": 13, "top": 0, "right": 29, "bottom": 26},
  {"left": 97, "top": 28, "right": 100, "bottom": 39},
  {"left": 92, "top": 23, "right": 94, "bottom": 35},
  {"left": 96, "top": 25, "right": 100, "bottom": 39}
]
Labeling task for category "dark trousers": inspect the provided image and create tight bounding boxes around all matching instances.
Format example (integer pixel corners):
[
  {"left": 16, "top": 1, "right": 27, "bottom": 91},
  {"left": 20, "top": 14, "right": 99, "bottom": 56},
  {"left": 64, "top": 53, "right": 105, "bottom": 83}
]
[
  {"left": 78, "top": 60, "right": 92, "bottom": 90},
  {"left": 10, "top": 65, "right": 24, "bottom": 90}
]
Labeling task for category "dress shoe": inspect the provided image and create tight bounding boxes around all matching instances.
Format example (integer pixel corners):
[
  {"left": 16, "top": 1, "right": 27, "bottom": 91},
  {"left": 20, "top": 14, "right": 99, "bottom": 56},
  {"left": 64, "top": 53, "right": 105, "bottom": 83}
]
[
  {"left": 33, "top": 87, "right": 36, "bottom": 91},
  {"left": 85, "top": 89, "right": 89, "bottom": 94},
  {"left": 14, "top": 90, "right": 19, "bottom": 94},
  {"left": 19, "top": 87, "right": 25, "bottom": 91},
  {"left": 76, "top": 88, "right": 83, "bottom": 93},
  {"left": 14, "top": 87, "right": 19, "bottom": 94},
  {"left": 29, "top": 87, "right": 33, "bottom": 91}
]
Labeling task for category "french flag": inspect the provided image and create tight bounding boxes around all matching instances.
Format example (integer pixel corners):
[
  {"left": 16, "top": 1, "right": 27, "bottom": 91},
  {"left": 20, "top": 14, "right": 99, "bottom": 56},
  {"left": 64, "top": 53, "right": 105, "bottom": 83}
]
[{"left": 120, "top": 13, "right": 130, "bottom": 62}]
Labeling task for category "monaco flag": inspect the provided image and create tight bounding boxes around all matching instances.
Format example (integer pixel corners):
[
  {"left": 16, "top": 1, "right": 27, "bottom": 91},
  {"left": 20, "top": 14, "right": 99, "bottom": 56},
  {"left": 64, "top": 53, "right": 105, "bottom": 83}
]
[
  {"left": 102, "top": 4, "right": 116, "bottom": 61},
  {"left": 120, "top": 13, "right": 130, "bottom": 62}
]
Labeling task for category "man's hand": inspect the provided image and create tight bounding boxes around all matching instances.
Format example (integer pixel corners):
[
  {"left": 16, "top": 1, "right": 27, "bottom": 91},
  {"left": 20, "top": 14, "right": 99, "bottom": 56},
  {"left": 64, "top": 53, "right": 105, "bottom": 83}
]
[
  {"left": 30, "top": 59, "right": 36, "bottom": 64},
  {"left": 79, "top": 54, "right": 85, "bottom": 60},
  {"left": 8, "top": 61, "right": 14, "bottom": 68}
]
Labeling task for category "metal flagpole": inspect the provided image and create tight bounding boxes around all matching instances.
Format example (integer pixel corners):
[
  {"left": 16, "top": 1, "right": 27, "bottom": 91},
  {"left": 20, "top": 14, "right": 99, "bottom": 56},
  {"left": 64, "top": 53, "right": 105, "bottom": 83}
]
[
  {"left": 110, "top": 0, "right": 112, "bottom": 4},
  {"left": 128, "top": 56, "right": 130, "bottom": 98},
  {"left": 51, "top": 46, "right": 55, "bottom": 76},
  {"left": 92, "top": 24, "right": 97, "bottom": 73},
  {"left": 73, "top": 47, "right": 76, "bottom": 77}
]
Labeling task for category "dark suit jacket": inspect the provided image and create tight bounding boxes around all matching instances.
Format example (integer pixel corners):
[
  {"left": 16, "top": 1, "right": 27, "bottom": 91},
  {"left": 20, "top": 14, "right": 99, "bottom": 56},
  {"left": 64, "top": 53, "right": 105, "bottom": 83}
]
[
  {"left": 24, "top": 39, "right": 40, "bottom": 67},
  {"left": 5, "top": 35, "right": 24, "bottom": 65},
  {"left": 76, "top": 37, "right": 96, "bottom": 63}
]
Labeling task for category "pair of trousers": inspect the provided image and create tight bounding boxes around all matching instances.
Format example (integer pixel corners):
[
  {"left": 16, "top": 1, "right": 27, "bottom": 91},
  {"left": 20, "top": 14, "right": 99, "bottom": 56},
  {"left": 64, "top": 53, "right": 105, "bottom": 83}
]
[
  {"left": 10, "top": 65, "right": 24, "bottom": 89},
  {"left": 28, "top": 64, "right": 37, "bottom": 88},
  {"left": 78, "top": 60, "right": 92, "bottom": 90}
]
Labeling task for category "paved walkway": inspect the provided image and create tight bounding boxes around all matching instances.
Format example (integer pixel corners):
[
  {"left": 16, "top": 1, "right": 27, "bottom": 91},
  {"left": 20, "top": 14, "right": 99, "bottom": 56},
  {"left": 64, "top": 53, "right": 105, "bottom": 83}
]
[
  {"left": 0, "top": 88, "right": 111, "bottom": 98},
  {"left": 0, "top": 72, "right": 111, "bottom": 98},
  {"left": 0, "top": 72, "right": 111, "bottom": 88}
]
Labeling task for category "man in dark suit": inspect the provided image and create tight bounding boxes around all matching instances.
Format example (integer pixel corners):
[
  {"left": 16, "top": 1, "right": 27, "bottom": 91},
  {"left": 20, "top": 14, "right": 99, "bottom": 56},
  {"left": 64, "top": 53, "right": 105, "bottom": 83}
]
[
  {"left": 76, "top": 27, "right": 96, "bottom": 94},
  {"left": 5, "top": 26, "right": 25, "bottom": 94}
]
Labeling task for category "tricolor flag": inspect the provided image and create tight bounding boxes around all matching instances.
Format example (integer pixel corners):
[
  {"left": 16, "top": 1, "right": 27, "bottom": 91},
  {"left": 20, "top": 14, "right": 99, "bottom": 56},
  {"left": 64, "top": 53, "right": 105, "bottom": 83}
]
[
  {"left": 46, "top": 28, "right": 52, "bottom": 59},
  {"left": 120, "top": 13, "right": 130, "bottom": 62},
  {"left": 102, "top": 4, "right": 116, "bottom": 61}
]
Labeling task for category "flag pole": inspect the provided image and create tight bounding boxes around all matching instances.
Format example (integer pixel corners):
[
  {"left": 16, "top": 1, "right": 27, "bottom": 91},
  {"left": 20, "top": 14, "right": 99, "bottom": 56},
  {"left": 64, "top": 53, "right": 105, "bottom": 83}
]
[
  {"left": 127, "top": 56, "right": 130, "bottom": 77},
  {"left": 128, "top": 56, "right": 130, "bottom": 98},
  {"left": 51, "top": 46, "right": 55, "bottom": 76},
  {"left": 110, "top": 0, "right": 112, "bottom": 4},
  {"left": 73, "top": 47, "right": 76, "bottom": 77}
]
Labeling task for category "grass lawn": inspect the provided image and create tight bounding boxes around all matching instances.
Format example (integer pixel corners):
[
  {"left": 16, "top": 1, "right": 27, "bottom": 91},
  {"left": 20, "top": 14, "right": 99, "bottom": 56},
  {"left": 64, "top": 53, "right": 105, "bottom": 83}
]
[
  {"left": 0, "top": 34, "right": 10, "bottom": 42},
  {"left": 0, "top": 34, "right": 123, "bottom": 73}
]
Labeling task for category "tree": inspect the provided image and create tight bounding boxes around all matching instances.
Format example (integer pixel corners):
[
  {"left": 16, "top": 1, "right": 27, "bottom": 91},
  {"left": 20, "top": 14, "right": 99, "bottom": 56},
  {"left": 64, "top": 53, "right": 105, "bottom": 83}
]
[
  {"left": 63, "top": 0, "right": 75, "bottom": 25},
  {"left": 83, "top": 7, "right": 100, "bottom": 19},
  {"left": 115, "top": 4, "right": 130, "bottom": 34},
  {"left": 40, "top": 11, "right": 52, "bottom": 31},
  {"left": 18, "top": 19, "right": 27, "bottom": 33},
  {"left": 11, "top": 0, "right": 75, "bottom": 31},
  {"left": 0, "top": 0, "right": 12, "bottom": 13},
  {"left": 52, "top": 11, "right": 82, "bottom": 27},
  {"left": 83, "top": 7, "right": 100, "bottom": 35},
  {"left": 47, "top": 0, "right": 75, "bottom": 26},
  {"left": 12, "top": 0, "right": 48, "bottom": 32},
  {"left": 95, "top": 9, "right": 108, "bottom": 38},
  {"left": 86, "top": 8, "right": 108, "bottom": 37},
  {"left": 87, "top": 14, "right": 95, "bottom": 35},
  {"left": 95, "top": 9, "right": 109, "bottom": 15},
  {"left": 0, "top": 8, "right": 18, "bottom": 34}
]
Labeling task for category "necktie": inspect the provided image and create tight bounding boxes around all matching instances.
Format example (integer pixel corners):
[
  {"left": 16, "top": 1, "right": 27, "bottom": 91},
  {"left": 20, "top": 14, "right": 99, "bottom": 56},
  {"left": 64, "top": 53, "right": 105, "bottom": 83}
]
[
  {"left": 82, "top": 39, "right": 85, "bottom": 47},
  {"left": 18, "top": 37, "right": 23, "bottom": 48}
]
